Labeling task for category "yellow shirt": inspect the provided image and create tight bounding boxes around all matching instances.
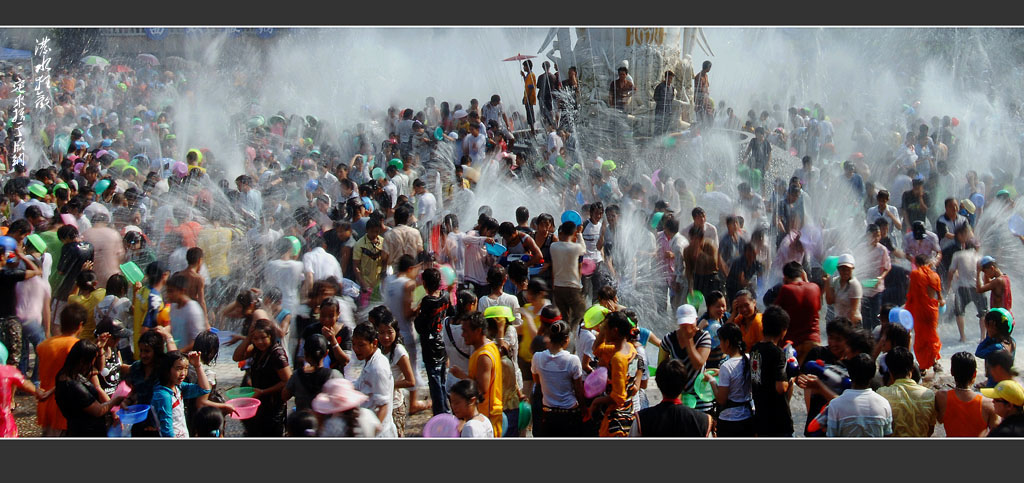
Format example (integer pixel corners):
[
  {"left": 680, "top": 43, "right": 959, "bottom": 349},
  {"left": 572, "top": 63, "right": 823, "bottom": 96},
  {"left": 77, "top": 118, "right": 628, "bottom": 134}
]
[
  {"left": 876, "top": 378, "right": 937, "bottom": 437},
  {"left": 469, "top": 342, "right": 503, "bottom": 435},
  {"left": 68, "top": 288, "right": 107, "bottom": 342},
  {"left": 595, "top": 342, "right": 637, "bottom": 407},
  {"left": 523, "top": 73, "right": 537, "bottom": 105}
]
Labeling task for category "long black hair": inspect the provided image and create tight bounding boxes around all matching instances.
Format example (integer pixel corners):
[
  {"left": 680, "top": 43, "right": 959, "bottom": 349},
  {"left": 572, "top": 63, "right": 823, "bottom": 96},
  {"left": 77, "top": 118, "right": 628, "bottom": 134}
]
[{"left": 58, "top": 339, "right": 100, "bottom": 380}]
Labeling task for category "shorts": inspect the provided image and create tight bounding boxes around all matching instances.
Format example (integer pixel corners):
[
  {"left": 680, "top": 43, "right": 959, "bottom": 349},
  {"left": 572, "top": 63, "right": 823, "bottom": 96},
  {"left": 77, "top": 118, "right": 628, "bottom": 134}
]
[{"left": 954, "top": 286, "right": 988, "bottom": 318}]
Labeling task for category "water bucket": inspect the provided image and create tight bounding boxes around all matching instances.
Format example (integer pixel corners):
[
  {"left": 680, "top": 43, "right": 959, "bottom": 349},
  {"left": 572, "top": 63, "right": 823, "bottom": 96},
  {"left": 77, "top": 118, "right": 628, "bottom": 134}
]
[
  {"left": 112, "top": 381, "right": 132, "bottom": 399},
  {"left": 285, "top": 236, "right": 302, "bottom": 256},
  {"left": 584, "top": 367, "right": 608, "bottom": 398},
  {"left": 225, "top": 386, "right": 256, "bottom": 400},
  {"left": 889, "top": 307, "right": 902, "bottom": 324},
  {"left": 861, "top": 278, "right": 879, "bottom": 289},
  {"left": 898, "top": 309, "right": 914, "bottom": 331},
  {"left": 560, "top": 210, "right": 582, "bottom": 227},
  {"left": 227, "top": 397, "right": 261, "bottom": 420},
  {"left": 485, "top": 243, "right": 506, "bottom": 257},
  {"left": 118, "top": 404, "right": 151, "bottom": 425},
  {"left": 686, "top": 291, "right": 705, "bottom": 312},
  {"left": 434, "top": 127, "right": 444, "bottom": 141},
  {"left": 422, "top": 413, "right": 460, "bottom": 438},
  {"left": 694, "top": 370, "right": 717, "bottom": 402},
  {"left": 583, "top": 305, "right": 610, "bottom": 329},
  {"left": 580, "top": 258, "right": 597, "bottom": 276},
  {"left": 1009, "top": 214, "right": 1024, "bottom": 236},
  {"left": 822, "top": 256, "right": 840, "bottom": 276},
  {"left": 119, "top": 261, "right": 144, "bottom": 285}
]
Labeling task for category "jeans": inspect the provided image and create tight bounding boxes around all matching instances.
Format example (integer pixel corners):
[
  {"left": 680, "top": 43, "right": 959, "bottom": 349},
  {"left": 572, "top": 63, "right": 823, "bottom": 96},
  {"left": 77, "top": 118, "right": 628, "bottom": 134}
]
[
  {"left": 19, "top": 320, "right": 44, "bottom": 383},
  {"left": 861, "top": 293, "right": 883, "bottom": 334},
  {"left": 421, "top": 351, "right": 450, "bottom": 416}
]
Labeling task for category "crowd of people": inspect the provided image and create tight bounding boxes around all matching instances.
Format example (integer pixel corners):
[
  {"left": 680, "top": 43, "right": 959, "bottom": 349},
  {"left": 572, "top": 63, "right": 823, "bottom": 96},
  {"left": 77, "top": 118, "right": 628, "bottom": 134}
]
[{"left": 0, "top": 46, "right": 1022, "bottom": 439}]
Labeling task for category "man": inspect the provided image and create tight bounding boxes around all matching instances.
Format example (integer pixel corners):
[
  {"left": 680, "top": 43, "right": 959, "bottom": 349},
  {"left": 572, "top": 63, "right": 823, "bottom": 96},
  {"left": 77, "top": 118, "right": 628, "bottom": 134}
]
[
  {"left": 842, "top": 161, "right": 865, "bottom": 200},
  {"left": 861, "top": 225, "right": 891, "bottom": 333},
  {"left": 936, "top": 351, "right": 999, "bottom": 437},
  {"left": 775, "top": 184, "right": 806, "bottom": 245},
  {"left": 947, "top": 225, "right": 986, "bottom": 343},
  {"left": 982, "top": 379, "right": 1024, "bottom": 437},
  {"left": 235, "top": 175, "right": 263, "bottom": 226},
  {"left": 481, "top": 94, "right": 510, "bottom": 132},
  {"left": 521, "top": 60, "right": 538, "bottom": 135},
  {"left": 744, "top": 127, "right": 772, "bottom": 174},
  {"left": 750, "top": 305, "right": 795, "bottom": 436},
  {"left": 683, "top": 206, "right": 718, "bottom": 247},
  {"left": 718, "top": 215, "right": 746, "bottom": 271},
  {"left": 301, "top": 234, "right": 343, "bottom": 296},
  {"left": 904, "top": 220, "right": 941, "bottom": 266},
  {"left": 550, "top": 221, "right": 587, "bottom": 334},
  {"left": 736, "top": 182, "right": 765, "bottom": 221},
  {"left": 397, "top": 109, "right": 415, "bottom": 156},
  {"left": 877, "top": 347, "right": 937, "bottom": 437},
  {"left": 629, "top": 359, "right": 712, "bottom": 437},
  {"left": 657, "top": 216, "right": 689, "bottom": 312},
  {"left": 352, "top": 216, "right": 387, "bottom": 304},
  {"left": 693, "top": 60, "right": 712, "bottom": 126},
  {"left": 901, "top": 177, "right": 930, "bottom": 227},
  {"left": 906, "top": 254, "right": 944, "bottom": 374},
  {"left": 462, "top": 121, "right": 487, "bottom": 166},
  {"left": 165, "top": 272, "right": 207, "bottom": 352},
  {"left": 460, "top": 216, "right": 500, "bottom": 297},
  {"left": 412, "top": 178, "right": 437, "bottom": 229},
  {"left": 866, "top": 189, "right": 903, "bottom": 232},
  {"left": 382, "top": 204, "right": 423, "bottom": 270},
  {"left": 608, "top": 66, "right": 634, "bottom": 112},
  {"left": 653, "top": 70, "right": 677, "bottom": 134},
  {"left": 537, "top": 61, "right": 560, "bottom": 128},
  {"left": 792, "top": 156, "right": 819, "bottom": 194},
  {"left": 936, "top": 198, "right": 968, "bottom": 251},
  {"left": 976, "top": 256, "right": 1012, "bottom": 311},
  {"left": 823, "top": 254, "right": 862, "bottom": 325},
  {"left": 825, "top": 353, "right": 893, "bottom": 437},
  {"left": 773, "top": 261, "right": 822, "bottom": 364},
  {"left": 171, "top": 247, "right": 208, "bottom": 319}
]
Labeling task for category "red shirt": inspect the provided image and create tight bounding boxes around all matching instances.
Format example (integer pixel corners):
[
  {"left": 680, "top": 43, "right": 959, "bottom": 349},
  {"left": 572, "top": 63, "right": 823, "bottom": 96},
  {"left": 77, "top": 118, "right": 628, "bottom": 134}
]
[{"left": 774, "top": 281, "right": 822, "bottom": 345}]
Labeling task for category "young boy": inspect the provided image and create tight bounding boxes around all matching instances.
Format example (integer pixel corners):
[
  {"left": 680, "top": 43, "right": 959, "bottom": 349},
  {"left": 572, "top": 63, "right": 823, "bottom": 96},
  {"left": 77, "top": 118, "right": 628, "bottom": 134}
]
[
  {"left": 352, "top": 216, "right": 386, "bottom": 305},
  {"left": 629, "top": 359, "right": 713, "bottom": 437},
  {"left": 977, "top": 256, "right": 1012, "bottom": 311},
  {"left": 477, "top": 265, "right": 523, "bottom": 328},
  {"left": 876, "top": 347, "right": 937, "bottom": 437},
  {"left": 166, "top": 272, "right": 208, "bottom": 352},
  {"left": 936, "top": 351, "right": 999, "bottom": 437},
  {"left": 825, "top": 353, "right": 893, "bottom": 437},
  {"left": 413, "top": 268, "right": 454, "bottom": 416},
  {"left": 750, "top": 305, "right": 795, "bottom": 436},
  {"left": 172, "top": 247, "right": 207, "bottom": 318}
]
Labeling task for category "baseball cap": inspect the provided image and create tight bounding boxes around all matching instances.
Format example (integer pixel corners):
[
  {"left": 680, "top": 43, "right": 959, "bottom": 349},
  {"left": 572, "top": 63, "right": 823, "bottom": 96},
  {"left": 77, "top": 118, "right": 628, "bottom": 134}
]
[
  {"left": 981, "top": 379, "right": 1024, "bottom": 407},
  {"left": 95, "top": 317, "right": 130, "bottom": 339},
  {"left": 837, "top": 253, "right": 855, "bottom": 268},
  {"left": 981, "top": 255, "right": 996, "bottom": 268},
  {"left": 676, "top": 304, "right": 698, "bottom": 326}
]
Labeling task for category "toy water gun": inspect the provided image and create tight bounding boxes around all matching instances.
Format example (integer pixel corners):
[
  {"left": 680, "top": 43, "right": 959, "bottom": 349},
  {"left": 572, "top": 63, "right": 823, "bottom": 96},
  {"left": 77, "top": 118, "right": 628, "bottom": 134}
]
[
  {"left": 782, "top": 340, "right": 799, "bottom": 378},
  {"left": 803, "top": 359, "right": 852, "bottom": 393}
]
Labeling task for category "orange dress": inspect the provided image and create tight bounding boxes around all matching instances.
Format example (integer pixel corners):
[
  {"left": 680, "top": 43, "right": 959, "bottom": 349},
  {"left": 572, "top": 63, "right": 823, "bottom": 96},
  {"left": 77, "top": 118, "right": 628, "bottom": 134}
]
[
  {"left": 906, "top": 265, "right": 941, "bottom": 370},
  {"left": 36, "top": 335, "right": 80, "bottom": 431}
]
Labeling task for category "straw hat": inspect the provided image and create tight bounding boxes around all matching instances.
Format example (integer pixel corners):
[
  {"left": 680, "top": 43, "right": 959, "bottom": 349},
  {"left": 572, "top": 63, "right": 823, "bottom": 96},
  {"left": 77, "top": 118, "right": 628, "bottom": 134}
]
[{"left": 312, "top": 379, "right": 368, "bottom": 414}]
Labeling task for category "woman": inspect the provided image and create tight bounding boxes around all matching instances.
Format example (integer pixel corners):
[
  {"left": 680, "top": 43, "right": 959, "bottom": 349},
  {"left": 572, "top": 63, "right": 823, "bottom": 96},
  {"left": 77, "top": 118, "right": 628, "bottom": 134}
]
[
  {"left": 351, "top": 322, "right": 399, "bottom": 438},
  {"left": 658, "top": 304, "right": 712, "bottom": 414},
  {"left": 707, "top": 323, "right": 754, "bottom": 436},
  {"left": 232, "top": 319, "right": 292, "bottom": 436},
  {"left": 55, "top": 339, "right": 126, "bottom": 437},
  {"left": 590, "top": 311, "right": 639, "bottom": 437},
  {"left": 824, "top": 254, "right": 863, "bottom": 325},
  {"left": 530, "top": 320, "right": 584, "bottom": 437}
]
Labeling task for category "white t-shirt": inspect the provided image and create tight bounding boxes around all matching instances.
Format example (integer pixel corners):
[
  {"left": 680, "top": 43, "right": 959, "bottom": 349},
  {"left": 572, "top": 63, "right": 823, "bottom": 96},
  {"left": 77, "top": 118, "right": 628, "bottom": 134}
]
[
  {"left": 576, "top": 326, "right": 597, "bottom": 360},
  {"left": 949, "top": 248, "right": 981, "bottom": 289},
  {"left": 581, "top": 219, "right": 603, "bottom": 263},
  {"left": 716, "top": 356, "right": 753, "bottom": 421},
  {"left": 264, "top": 259, "right": 305, "bottom": 313},
  {"left": 355, "top": 349, "right": 398, "bottom": 438},
  {"left": 550, "top": 238, "right": 586, "bottom": 289},
  {"left": 461, "top": 416, "right": 495, "bottom": 438},
  {"left": 415, "top": 192, "right": 437, "bottom": 224},
  {"left": 867, "top": 204, "right": 901, "bottom": 227},
  {"left": 386, "top": 343, "right": 409, "bottom": 408},
  {"left": 443, "top": 318, "right": 472, "bottom": 392},
  {"left": 477, "top": 293, "right": 523, "bottom": 327},
  {"left": 303, "top": 247, "right": 343, "bottom": 282},
  {"left": 383, "top": 274, "right": 413, "bottom": 332},
  {"left": 825, "top": 388, "right": 893, "bottom": 437},
  {"left": 531, "top": 349, "right": 583, "bottom": 409},
  {"left": 382, "top": 182, "right": 398, "bottom": 209},
  {"left": 170, "top": 386, "right": 189, "bottom": 439},
  {"left": 170, "top": 299, "right": 206, "bottom": 349}
]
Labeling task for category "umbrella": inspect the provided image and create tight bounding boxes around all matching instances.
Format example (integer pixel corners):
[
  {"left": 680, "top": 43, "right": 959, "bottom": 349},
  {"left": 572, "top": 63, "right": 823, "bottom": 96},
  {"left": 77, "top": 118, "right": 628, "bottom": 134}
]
[
  {"left": 502, "top": 53, "right": 537, "bottom": 62},
  {"left": 136, "top": 53, "right": 159, "bottom": 66},
  {"left": 81, "top": 55, "right": 109, "bottom": 67}
]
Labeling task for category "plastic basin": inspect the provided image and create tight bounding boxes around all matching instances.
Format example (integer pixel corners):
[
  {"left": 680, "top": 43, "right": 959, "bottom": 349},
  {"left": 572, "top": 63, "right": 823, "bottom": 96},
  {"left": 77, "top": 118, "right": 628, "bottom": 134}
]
[
  {"left": 227, "top": 397, "right": 261, "bottom": 420},
  {"left": 225, "top": 386, "right": 256, "bottom": 400},
  {"left": 584, "top": 366, "right": 608, "bottom": 398},
  {"left": 120, "top": 261, "right": 144, "bottom": 284},
  {"left": 118, "top": 404, "right": 151, "bottom": 425},
  {"left": 422, "top": 413, "right": 460, "bottom": 438},
  {"left": 485, "top": 243, "right": 506, "bottom": 257},
  {"left": 560, "top": 210, "right": 582, "bottom": 227}
]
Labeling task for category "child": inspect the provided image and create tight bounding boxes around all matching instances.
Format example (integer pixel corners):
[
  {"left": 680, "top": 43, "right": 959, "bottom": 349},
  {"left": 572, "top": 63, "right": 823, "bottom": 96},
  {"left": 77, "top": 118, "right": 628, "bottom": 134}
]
[
  {"left": 264, "top": 288, "right": 293, "bottom": 362},
  {"left": 94, "top": 317, "right": 131, "bottom": 398},
  {"left": 185, "top": 330, "right": 232, "bottom": 430},
  {"left": 297, "top": 298, "right": 351, "bottom": 374},
  {"left": 750, "top": 305, "right": 795, "bottom": 437},
  {"left": 413, "top": 267, "right": 453, "bottom": 416},
  {"left": 591, "top": 311, "right": 639, "bottom": 437},
  {"left": 450, "top": 379, "right": 494, "bottom": 438},
  {"left": 351, "top": 323, "right": 398, "bottom": 438},
  {"left": 530, "top": 320, "right": 584, "bottom": 437},
  {"left": 192, "top": 406, "right": 224, "bottom": 437},
  {"left": 283, "top": 333, "right": 343, "bottom": 412},
  {"left": 1, "top": 341, "right": 47, "bottom": 437},
  {"left": 135, "top": 261, "right": 169, "bottom": 351},
  {"left": 372, "top": 308, "right": 414, "bottom": 437},
  {"left": 165, "top": 272, "right": 207, "bottom": 352},
  {"left": 151, "top": 350, "right": 213, "bottom": 438},
  {"left": 232, "top": 319, "right": 292, "bottom": 437},
  {"left": 707, "top": 322, "right": 754, "bottom": 436},
  {"left": 96, "top": 273, "right": 133, "bottom": 362},
  {"left": 67, "top": 270, "right": 106, "bottom": 342},
  {"left": 976, "top": 308, "right": 1016, "bottom": 387},
  {"left": 698, "top": 290, "right": 729, "bottom": 369},
  {"left": 483, "top": 305, "right": 524, "bottom": 436}
]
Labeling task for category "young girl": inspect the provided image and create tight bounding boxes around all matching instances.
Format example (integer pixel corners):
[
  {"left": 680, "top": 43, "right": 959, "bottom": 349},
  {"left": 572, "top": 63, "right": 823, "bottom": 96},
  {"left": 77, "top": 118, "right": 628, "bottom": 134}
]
[
  {"left": 54, "top": 340, "right": 126, "bottom": 437},
  {"left": 124, "top": 327, "right": 176, "bottom": 437},
  {"left": 232, "top": 319, "right": 293, "bottom": 437},
  {"left": 450, "top": 378, "right": 494, "bottom": 438},
  {"left": 443, "top": 291, "right": 477, "bottom": 390},
  {"left": 371, "top": 309, "right": 414, "bottom": 437},
  {"left": 282, "top": 333, "right": 342, "bottom": 412},
  {"left": 531, "top": 320, "right": 584, "bottom": 437},
  {"left": 185, "top": 330, "right": 231, "bottom": 430},
  {"left": 707, "top": 322, "right": 754, "bottom": 437},
  {"left": 1, "top": 342, "right": 48, "bottom": 437},
  {"left": 351, "top": 322, "right": 399, "bottom": 438},
  {"left": 151, "top": 350, "right": 213, "bottom": 438},
  {"left": 313, "top": 378, "right": 381, "bottom": 437},
  {"left": 591, "top": 311, "right": 639, "bottom": 437},
  {"left": 191, "top": 406, "right": 224, "bottom": 437}
]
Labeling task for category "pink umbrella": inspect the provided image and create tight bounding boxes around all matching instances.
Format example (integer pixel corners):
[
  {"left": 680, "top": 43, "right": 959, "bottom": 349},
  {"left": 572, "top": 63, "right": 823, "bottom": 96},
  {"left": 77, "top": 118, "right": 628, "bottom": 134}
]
[{"left": 502, "top": 53, "right": 536, "bottom": 62}]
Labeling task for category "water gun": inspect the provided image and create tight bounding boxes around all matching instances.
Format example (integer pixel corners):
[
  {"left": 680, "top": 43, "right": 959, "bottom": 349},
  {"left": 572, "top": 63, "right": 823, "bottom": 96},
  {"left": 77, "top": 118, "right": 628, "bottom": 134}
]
[
  {"left": 782, "top": 340, "right": 799, "bottom": 378},
  {"left": 803, "top": 359, "right": 852, "bottom": 393}
]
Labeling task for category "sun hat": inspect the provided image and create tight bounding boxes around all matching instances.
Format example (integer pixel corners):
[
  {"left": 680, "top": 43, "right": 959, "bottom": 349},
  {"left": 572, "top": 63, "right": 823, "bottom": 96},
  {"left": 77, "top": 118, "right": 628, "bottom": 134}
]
[
  {"left": 483, "top": 305, "right": 514, "bottom": 321},
  {"left": 312, "top": 379, "right": 368, "bottom": 414},
  {"left": 676, "top": 304, "right": 698, "bottom": 326},
  {"left": 837, "top": 253, "right": 855, "bottom": 268},
  {"left": 981, "top": 379, "right": 1024, "bottom": 407}
]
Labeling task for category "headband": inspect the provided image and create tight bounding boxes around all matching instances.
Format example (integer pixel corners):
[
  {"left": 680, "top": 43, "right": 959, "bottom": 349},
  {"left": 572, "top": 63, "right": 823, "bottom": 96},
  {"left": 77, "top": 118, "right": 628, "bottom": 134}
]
[{"left": 540, "top": 314, "right": 562, "bottom": 324}]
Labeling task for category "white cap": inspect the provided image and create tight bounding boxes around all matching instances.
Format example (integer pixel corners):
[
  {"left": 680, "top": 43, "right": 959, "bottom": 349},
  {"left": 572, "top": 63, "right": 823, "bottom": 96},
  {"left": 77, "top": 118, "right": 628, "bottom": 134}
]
[
  {"left": 453, "top": 109, "right": 468, "bottom": 119},
  {"left": 675, "top": 304, "right": 698, "bottom": 326},
  {"left": 837, "top": 253, "right": 855, "bottom": 268},
  {"left": 448, "top": 131, "right": 459, "bottom": 140}
]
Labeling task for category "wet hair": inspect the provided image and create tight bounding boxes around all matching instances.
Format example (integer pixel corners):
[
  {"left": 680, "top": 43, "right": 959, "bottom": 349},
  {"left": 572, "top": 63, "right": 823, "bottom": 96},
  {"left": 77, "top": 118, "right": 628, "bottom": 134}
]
[
  {"left": 192, "top": 330, "right": 220, "bottom": 365},
  {"left": 507, "top": 260, "right": 528, "bottom": 286},
  {"left": 846, "top": 353, "right": 877, "bottom": 387},
  {"left": 761, "top": 305, "right": 790, "bottom": 337},
  {"left": 303, "top": 333, "right": 330, "bottom": 364},
  {"left": 397, "top": 254, "right": 418, "bottom": 273},
  {"left": 57, "top": 224, "right": 79, "bottom": 241},
  {"left": 146, "top": 261, "right": 169, "bottom": 285},
  {"left": 422, "top": 267, "right": 441, "bottom": 292},
  {"left": 372, "top": 312, "right": 403, "bottom": 358},
  {"left": 104, "top": 273, "right": 129, "bottom": 298},
  {"left": 287, "top": 409, "right": 319, "bottom": 437},
  {"left": 75, "top": 270, "right": 98, "bottom": 291},
  {"left": 367, "top": 305, "right": 395, "bottom": 327},
  {"left": 166, "top": 273, "right": 190, "bottom": 293},
  {"left": 885, "top": 323, "right": 911, "bottom": 349},
  {"left": 605, "top": 311, "right": 637, "bottom": 340},
  {"left": 138, "top": 330, "right": 167, "bottom": 358},
  {"left": 985, "top": 309, "right": 1014, "bottom": 342},
  {"left": 186, "top": 247, "right": 203, "bottom": 266},
  {"left": 655, "top": 359, "right": 687, "bottom": 399},
  {"left": 985, "top": 350, "right": 1016, "bottom": 376},
  {"left": 193, "top": 406, "right": 224, "bottom": 437},
  {"left": 705, "top": 290, "right": 725, "bottom": 310},
  {"left": 58, "top": 339, "right": 101, "bottom": 380},
  {"left": 951, "top": 351, "right": 977, "bottom": 388},
  {"left": 157, "top": 350, "right": 189, "bottom": 386},
  {"left": 547, "top": 320, "right": 571, "bottom": 346},
  {"left": 250, "top": 319, "right": 278, "bottom": 343},
  {"left": 450, "top": 378, "right": 482, "bottom": 404},
  {"left": 393, "top": 204, "right": 412, "bottom": 225},
  {"left": 664, "top": 216, "right": 680, "bottom": 235},
  {"left": 486, "top": 264, "right": 507, "bottom": 287},
  {"left": 352, "top": 322, "right": 378, "bottom": 344},
  {"left": 597, "top": 285, "right": 617, "bottom": 302},
  {"left": 782, "top": 261, "right": 804, "bottom": 280},
  {"left": 558, "top": 221, "right": 576, "bottom": 236},
  {"left": 844, "top": 328, "right": 874, "bottom": 356},
  {"left": 515, "top": 206, "right": 530, "bottom": 224},
  {"left": 460, "top": 311, "right": 488, "bottom": 334},
  {"left": 885, "top": 347, "right": 915, "bottom": 379},
  {"left": 497, "top": 221, "right": 517, "bottom": 238},
  {"left": 319, "top": 297, "right": 340, "bottom": 317},
  {"left": 826, "top": 318, "right": 853, "bottom": 341},
  {"left": 264, "top": 287, "right": 283, "bottom": 305}
]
